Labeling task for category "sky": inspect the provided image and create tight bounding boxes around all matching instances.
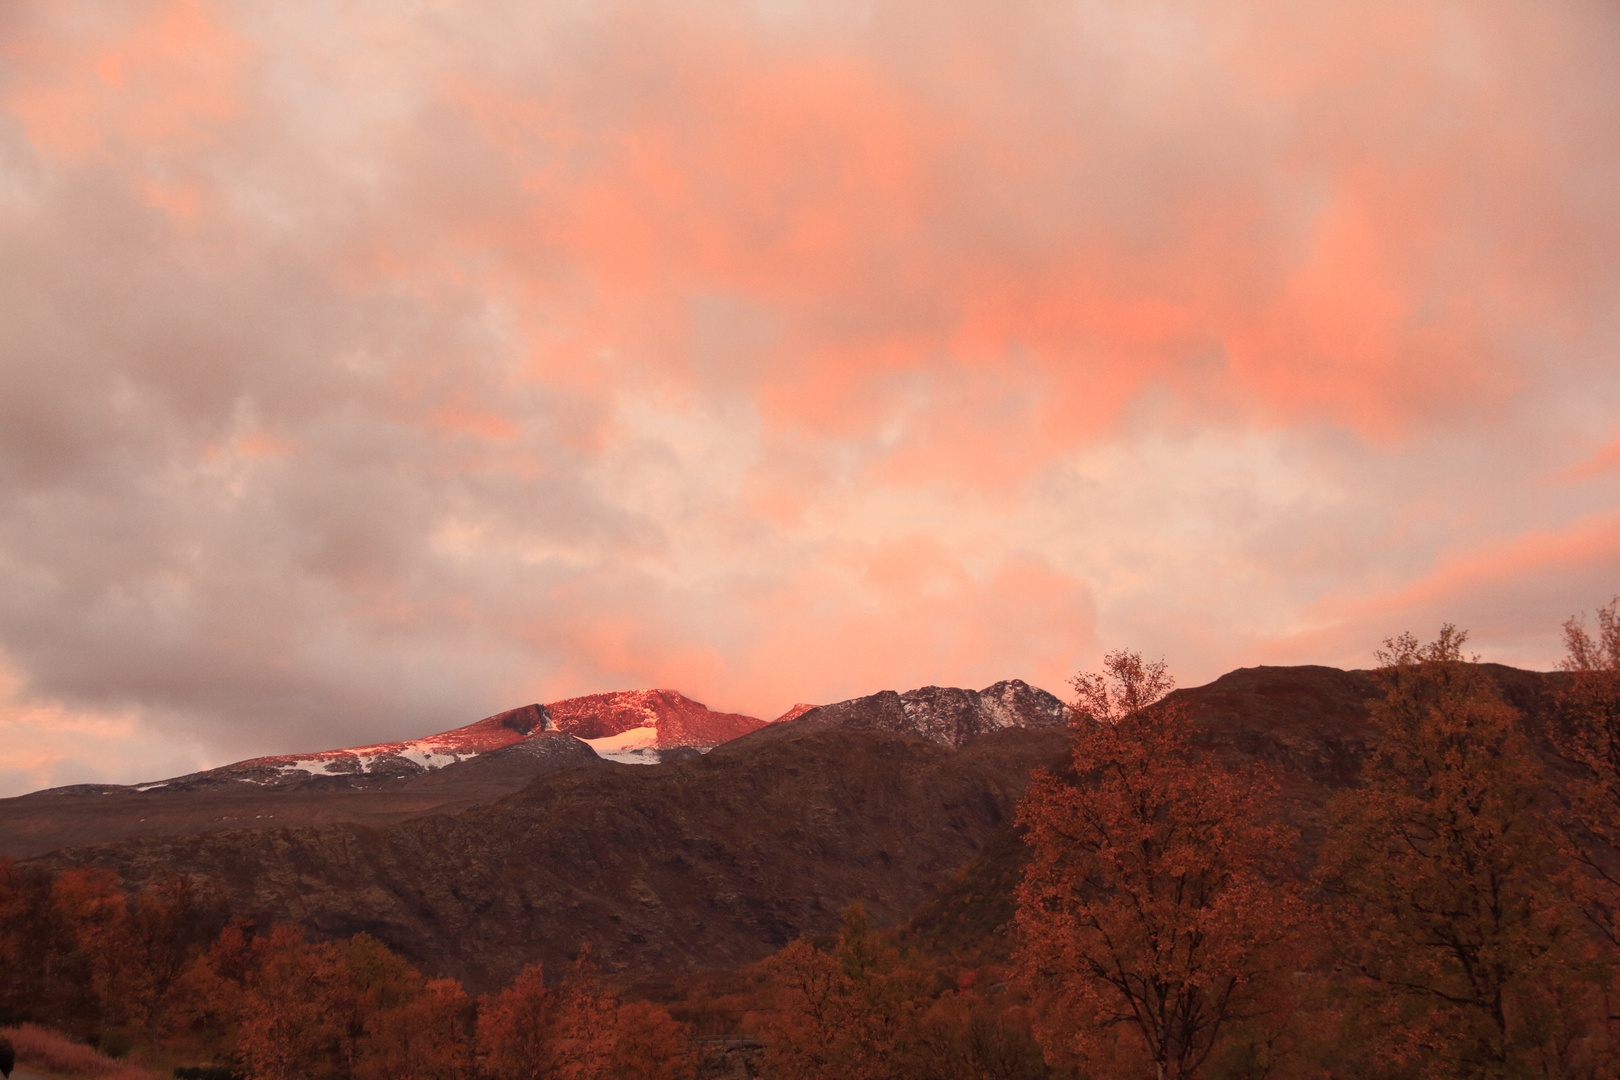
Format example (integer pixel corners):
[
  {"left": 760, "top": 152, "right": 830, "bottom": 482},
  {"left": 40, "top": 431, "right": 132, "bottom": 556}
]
[{"left": 1, "top": 0, "right": 1618, "bottom": 795}]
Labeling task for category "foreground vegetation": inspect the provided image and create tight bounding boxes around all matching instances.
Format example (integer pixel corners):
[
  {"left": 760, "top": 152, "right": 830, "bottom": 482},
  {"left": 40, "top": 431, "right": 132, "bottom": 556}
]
[{"left": 4, "top": 604, "right": 1620, "bottom": 1079}]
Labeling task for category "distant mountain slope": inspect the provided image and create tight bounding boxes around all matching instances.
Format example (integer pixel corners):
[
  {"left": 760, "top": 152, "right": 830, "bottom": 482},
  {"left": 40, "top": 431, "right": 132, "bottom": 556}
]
[
  {"left": 39, "top": 725, "right": 1071, "bottom": 992},
  {"left": 148, "top": 703, "right": 558, "bottom": 789},
  {"left": 0, "top": 680, "right": 1080, "bottom": 860},
  {"left": 0, "top": 731, "right": 603, "bottom": 861},
  {"left": 737, "top": 679, "right": 1070, "bottom": 749},
  {"left": 546, "top": 689, "right": 767, "bottom": 763},
  {"left": 0, "top": 690, "right": 765, "bottom": 859},
  {"left": 903, "top": 662, "right": 1569, "bottom": 964},
  {"left": 23, "top": 663, "right": 1569, "bottom": 992}
]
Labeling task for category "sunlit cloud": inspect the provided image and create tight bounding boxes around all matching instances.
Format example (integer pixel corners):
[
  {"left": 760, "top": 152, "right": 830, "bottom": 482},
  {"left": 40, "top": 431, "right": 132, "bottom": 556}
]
[{"left": 1, "top": 0, "right": 1618, "bottom": 793}]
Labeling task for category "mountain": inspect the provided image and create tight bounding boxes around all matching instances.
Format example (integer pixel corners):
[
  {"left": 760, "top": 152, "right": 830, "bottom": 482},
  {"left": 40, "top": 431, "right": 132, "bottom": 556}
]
[
  {"left": 143, "top": 702, "right": 561, "bottom": 788},
  {"left": 545, "top": 689, "right": 767, "bottom": 763},
  {"left": 748, "top": 679, "right": 1070, "bottom": 749},
  {"left": 0, "top": 690, "right": 763, "bottom": 860},
  {"left": 903, "top": 663, "right": 1569, "bottom": 961},
  {"left": 37, "top": 724, "right": 1069, "bottom": 992},
  {"left": 16, "top": 665, "right": 1565, "bottom": 993},
  {"left": 4, "top": 675, "right": 1084, "bottom": 989}
]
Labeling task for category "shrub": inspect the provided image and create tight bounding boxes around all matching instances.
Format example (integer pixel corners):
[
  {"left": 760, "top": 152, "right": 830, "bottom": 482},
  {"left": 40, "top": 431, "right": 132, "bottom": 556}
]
[
  {"left": 0, "top": 1024, "right": 149, "bottom": 1080},
  {"left": 173, "top": 1066, "right": 243, "bottom": 1080}
]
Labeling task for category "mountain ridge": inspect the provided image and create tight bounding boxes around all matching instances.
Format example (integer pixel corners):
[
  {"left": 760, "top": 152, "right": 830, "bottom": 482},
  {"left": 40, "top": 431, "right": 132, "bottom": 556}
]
[
  {"left": 14, "top": 664, "right": 1568, "bottom": 993},
  {"left": 0, "top": 678, "right": 1074, "bottom": 860}
]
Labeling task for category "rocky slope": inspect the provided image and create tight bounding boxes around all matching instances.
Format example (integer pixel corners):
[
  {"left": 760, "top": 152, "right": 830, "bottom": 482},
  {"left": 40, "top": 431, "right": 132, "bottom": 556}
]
[
  {"left": 546, "top": 690, "right": 767, "bottom": 763},
  {"left": 0, "top": 730, "right": 604, "bottom": 861},
  {"left": 748, "top": 679, "right": 1070, "bottom": 749},
  {"left": 17, "top": 664, "right": 1567, "bottom": 993},
  {"left": 0, "top": 681, "right": 1072, "bottom": 861},
  {"left": 40, "top": 724, "right": 1071, "bottom": 992},
  {"left": 0, "top": 690, "right": 762, "bottom": 860},
  {"left": 903, "top": 662, "right": 1569, "bottom": 961}
]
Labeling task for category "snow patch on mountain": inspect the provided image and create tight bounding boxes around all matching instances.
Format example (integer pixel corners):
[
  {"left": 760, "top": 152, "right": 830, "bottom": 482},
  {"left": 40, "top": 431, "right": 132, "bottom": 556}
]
[
  {"left": 584, "top": 725, "right": 662, "bottom": 765},
  {"left": 137, "top": 693, "right": 770, "bottom": 789}
]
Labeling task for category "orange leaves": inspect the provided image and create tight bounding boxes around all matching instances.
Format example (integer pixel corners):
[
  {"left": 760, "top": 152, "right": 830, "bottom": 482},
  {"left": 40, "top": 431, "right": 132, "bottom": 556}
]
[
  {"left": 168, "top": 923, "right": 477, "bottom": 1080},
  {"left": 756, "top": 929, "right": 912, "bottom": 1080},
  {"left": 225, "top": 926, "right": 347, "bottom": 1080},
  {"left": 751, "top": 904, "right": 1046, "bottom": 1080},
  {"left": 477, "top": 962, "right": 551, "bottom": 1080},
  {"left": 354, "top": 977, "right": 473, "bottom": 1080},
  {"left": 1321, "top": 626, "right": 1604, "bottom": 1078},
  {"left": 50, "top": 868, "right": 142, "bottom": 1026},
  {"left": 1015, "top": 649, "right": 1310, "bottom": 1080},
  {"left": 477, "top": 952, "right": 695, "bottom": 1080},
  {"left": 598, "top": 1000, "right": 693, "bottom": 1080},
  {"left": 1553, "top": 598, "right": 1620, "bottom": 949},
  {"left": 44, "top": 869, "right": 219, "bottom": 1034}
]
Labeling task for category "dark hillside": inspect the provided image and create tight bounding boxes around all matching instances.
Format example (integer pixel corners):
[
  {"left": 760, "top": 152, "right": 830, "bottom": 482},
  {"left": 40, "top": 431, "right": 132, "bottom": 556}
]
[
  {"left": 36, "top": 725, "right": 1071, "bottom": 992},
  {"left": 0, "top": 732, "right": 602, "bottom": 860},
  {"left": 22, "top": 664, "right": 1569, "bottom": 995},
  {"left": 902, "top": 662, "right": 1567, "bottom": 962}
]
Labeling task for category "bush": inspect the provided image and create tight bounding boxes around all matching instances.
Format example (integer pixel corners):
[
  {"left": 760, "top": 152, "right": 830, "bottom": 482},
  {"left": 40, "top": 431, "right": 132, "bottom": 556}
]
[
  {"left": 173, "top": 1067, "right": 243, "bottom": 1080},
  {"left": 94, "top": 1032, "right": 134, "bottom": 1060},
  {"left": 0, "top": 1024, "right": 148, "bottom": 1080}
]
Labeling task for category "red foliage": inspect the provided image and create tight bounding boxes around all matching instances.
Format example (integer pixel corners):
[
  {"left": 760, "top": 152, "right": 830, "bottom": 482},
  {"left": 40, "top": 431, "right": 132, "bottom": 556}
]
[
  {"left": 601, "top": 999, "right": 696, "bottom": 1080},
  {"left": 231, "top": 925, "right": 348, "bottom": 1080},
  {"left": 50, "top": 869, "right": 143, "bottom": 1028},
  {"left": 755, "top": 905, "right": 927, "bottom": 1080},
  {"left": 479, "top": 951, "right": 694, "bottom": 1080},
  {"left": 478, "top": 961, "right": 554, "bottom": 1080},
  {"left": 0, "top": 1023, "right": 147, "bottom": 1080},
  {"left": 1554, "top": 599, "right": 1620, "bottom": 949},
  {"left": 754, "top": 905, "right": 1063, "bottom": 1080},
  {"left": 355, "top": 976, "right": 473, "bottom": 1080},
  {"left": 1015, "top": 650, "right": 1310, "bottom": 1080},
  {"left": 169, "top": 922, "right": 478, "bottom": 1080},
  {"left": 1321, "top": 627, "right": 1604, "bottom": 1078}
]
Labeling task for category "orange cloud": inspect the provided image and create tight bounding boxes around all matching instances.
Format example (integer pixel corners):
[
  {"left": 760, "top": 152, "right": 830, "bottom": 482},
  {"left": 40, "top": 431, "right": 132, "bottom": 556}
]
[
  {"left": 2, "top": 0, "right": 1617, "bottom": 791},
  {"left": 513, "top": 546, "right": 1093, "bottom": 720},
  {"left": 1556, "top": 437, "right": 1620, "bottom": 484},
  {"left": 5, "top": 0, "right": 247, "bottom": 162}
]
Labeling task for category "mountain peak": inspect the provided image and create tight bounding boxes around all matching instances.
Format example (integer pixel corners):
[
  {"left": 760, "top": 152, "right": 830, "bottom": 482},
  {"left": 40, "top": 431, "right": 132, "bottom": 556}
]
[{"left": 732, "top": 679, "right": 1071, "bottom": 750}]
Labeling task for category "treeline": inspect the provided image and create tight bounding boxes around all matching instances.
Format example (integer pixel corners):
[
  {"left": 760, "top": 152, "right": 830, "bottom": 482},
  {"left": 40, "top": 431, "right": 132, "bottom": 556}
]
[
  {"left": 0, "top": 861, "right": 701, "bottom": 1079},
  {"left": 4, "top": 605, "right": 1620, "bottom": 1079},
  {"left": 0, "top": 858, "right": 1057, "bottom": 1080},
  {"left": 1005, "top": 617, "right": 1620, "bottom": 1080}
]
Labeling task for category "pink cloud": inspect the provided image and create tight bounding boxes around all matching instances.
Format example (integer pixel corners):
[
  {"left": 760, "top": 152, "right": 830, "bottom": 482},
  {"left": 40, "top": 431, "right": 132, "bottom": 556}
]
[
  {"left": 0, "top": 0, "right": 1617, "bottom": 789},
  {"left": 5, "top": 0, "right": 247, "bottom": 163}
]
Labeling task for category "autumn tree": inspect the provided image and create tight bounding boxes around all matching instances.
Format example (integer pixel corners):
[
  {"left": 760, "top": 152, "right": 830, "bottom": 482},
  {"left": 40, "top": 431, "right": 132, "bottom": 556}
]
[
  {"left": 479, "top": 961, "right": 553, "bottom": 1080},
  {"left": 1321, "top": 627, "right": 1601, "bottom": 1078},
  {"left": 0, "top": 859, "right": 56, "bottom": 1022},
  {"left": 1552, "top": 598, "right": 1620, "bottom": 949},
  {"left": 354, "top": 976, "right": 473, "bottom": 1080},
  {"left": 555, "top": 953, "right": 695, "bottom": 1080},
  {"left": 755, "top": 905, "right": 932, "bottom": 1080},
  {"left": 1014, "top": 650, "right": 1309, "bottom": 1080},
  {"left": 335, "top": 932, "right": 429, "bottom": 1075},
  {"left": 546, "top": 949, "right": 622, "bottom": 1080},
  {"left": 599, "top": 999, "right": 696, "bottom": 1080},
  {"left": 49, "top": 868, "right": 140, "bottom": 1030},
  {"left": 167, "top": 919, "right": 255, "bottom": 1045},
  {"left": 121, "top": 875, "right": 227, "bottom": 1036},
  {"left": 480, "top": 952, "right": 693, "bottom": 1080},
  {"left": 903, "top": 982, "right": 1060, "bottom": 1080},
  {"left": 232, "top": 925, "right": 348, "bottom": 1080}
]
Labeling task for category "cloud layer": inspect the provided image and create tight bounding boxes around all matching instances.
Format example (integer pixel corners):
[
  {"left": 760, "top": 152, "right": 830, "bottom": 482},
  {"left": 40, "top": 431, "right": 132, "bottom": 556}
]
[{"left": 2, "top": 0, "right": 1618, "bottom": 793}]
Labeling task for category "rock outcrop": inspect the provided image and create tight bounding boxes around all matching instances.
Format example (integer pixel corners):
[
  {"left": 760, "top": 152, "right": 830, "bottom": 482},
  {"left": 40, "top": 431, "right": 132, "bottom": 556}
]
[{"left": 744, "top": 679, "right": 1069, "bottom": 749}]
